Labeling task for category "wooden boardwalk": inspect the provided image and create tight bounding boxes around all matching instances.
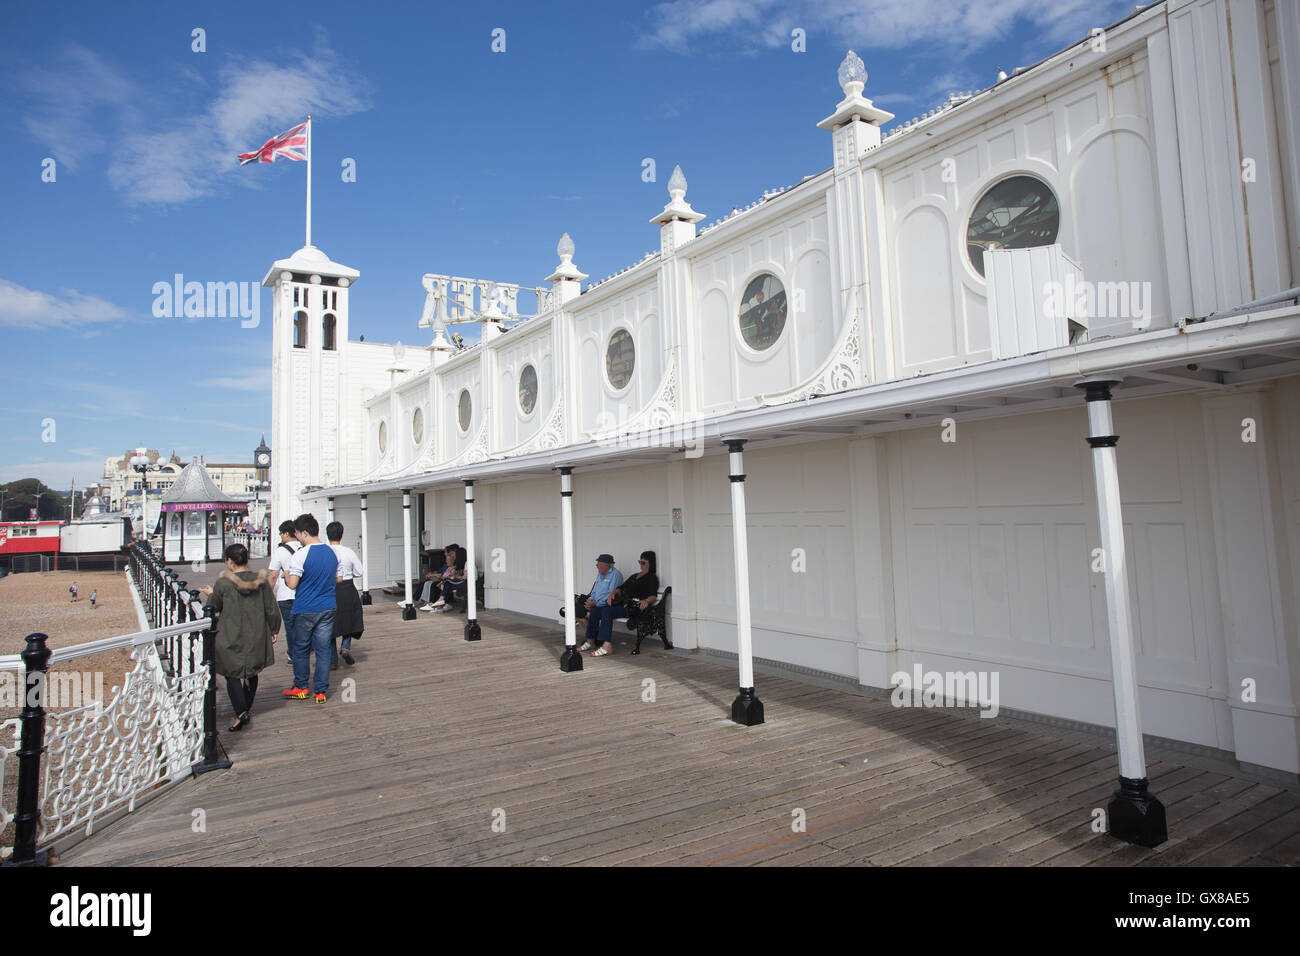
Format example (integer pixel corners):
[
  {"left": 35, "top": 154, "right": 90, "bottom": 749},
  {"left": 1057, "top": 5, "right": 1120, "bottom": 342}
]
[{"left": 58, "top": 603, "right": 1300, "bottom": 866}]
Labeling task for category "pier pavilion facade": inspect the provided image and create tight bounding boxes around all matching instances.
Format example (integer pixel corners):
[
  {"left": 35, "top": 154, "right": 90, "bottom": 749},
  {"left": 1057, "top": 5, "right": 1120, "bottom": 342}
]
[{"left": 270, "top": 0, "right": 1300, "bottom": 780}]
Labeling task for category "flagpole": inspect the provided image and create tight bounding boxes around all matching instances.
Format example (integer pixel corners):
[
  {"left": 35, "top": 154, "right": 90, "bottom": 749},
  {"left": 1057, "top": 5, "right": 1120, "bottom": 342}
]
[{"left": 305, "top": 115, "right": 312, "bottom": 247}]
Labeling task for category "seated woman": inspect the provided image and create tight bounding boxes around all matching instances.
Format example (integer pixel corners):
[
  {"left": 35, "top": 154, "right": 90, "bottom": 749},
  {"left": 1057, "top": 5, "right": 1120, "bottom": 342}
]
[
  {"left": 420, "top": 544, "right": 459, "bottom": 609},
  {"left": 429, "top": 547, "right": 468, "bottom": 613},
  {"left": 618, "top": 551, "right": 659, "bottom": 627}
]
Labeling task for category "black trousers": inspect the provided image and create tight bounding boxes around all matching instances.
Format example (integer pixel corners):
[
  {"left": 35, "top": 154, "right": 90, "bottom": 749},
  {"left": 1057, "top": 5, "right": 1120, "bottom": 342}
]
[{"left": 226, "top": 675, "right": 259, "bottom": 717}]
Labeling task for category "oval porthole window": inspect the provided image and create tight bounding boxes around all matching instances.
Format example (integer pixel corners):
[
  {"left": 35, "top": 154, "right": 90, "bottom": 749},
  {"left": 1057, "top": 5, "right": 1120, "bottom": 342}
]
[
  {"left": 605, "top": 328, "right": 635, "bottom": 390},
  {"left": 738, "top": 273, "right": 788, "bottom": 351},
  {"left": 966, "top": 175, "right": 1060, "bottom": 277},
  {"left": 458, "top": 389, "right": 472, "bottom": 432},
  {"left": 518, "top": 364, "right": 538, "bottom": 415},
  {"left": 377, "top": 420, "right": 388, "bottom": 455},
  {"left": 412, "top": 406, "right": 424, "bottom": 445}
]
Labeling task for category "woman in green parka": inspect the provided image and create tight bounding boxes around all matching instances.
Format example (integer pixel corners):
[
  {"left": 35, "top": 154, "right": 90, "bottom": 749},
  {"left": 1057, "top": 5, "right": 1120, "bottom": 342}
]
[{"left": 199, "top": 543, "right": 280, "bottom": 732}]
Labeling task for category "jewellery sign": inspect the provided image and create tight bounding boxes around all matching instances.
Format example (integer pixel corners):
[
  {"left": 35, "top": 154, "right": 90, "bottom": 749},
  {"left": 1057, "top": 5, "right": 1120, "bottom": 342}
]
[{"left": 160, "top": 502, "right": 248, "bottom": 512}]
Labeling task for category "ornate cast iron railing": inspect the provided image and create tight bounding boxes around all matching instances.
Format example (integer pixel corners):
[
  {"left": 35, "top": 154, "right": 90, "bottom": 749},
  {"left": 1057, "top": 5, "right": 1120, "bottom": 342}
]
[{"left": 1, "top": 542, "right": 231, "bottom": 867}]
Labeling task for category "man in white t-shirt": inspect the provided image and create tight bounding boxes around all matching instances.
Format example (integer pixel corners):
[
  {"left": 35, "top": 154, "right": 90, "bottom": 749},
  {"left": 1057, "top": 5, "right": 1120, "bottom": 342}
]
[{"left": 266, "top": 520, "right": 302, "bottom": 663}]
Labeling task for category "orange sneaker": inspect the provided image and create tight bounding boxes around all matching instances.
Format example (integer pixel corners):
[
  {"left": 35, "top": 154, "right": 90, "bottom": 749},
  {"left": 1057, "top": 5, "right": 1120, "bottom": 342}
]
[
  {"left": 314, "top": 692, "right": 327, "bottom": 704},
  {"left": 283, "top": 686, "right": 310, "bottom": 699}
]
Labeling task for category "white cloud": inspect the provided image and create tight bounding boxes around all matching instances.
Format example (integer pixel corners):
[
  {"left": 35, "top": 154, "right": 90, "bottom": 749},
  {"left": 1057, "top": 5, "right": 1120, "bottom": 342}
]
[
  {"left": 198, "top": 371, "right": 271, "bottom": 392},
  {"left": 18, "top": 35, "right": 372, "bottom": 205},
  {"left": 639, "top": 0, "right": 1131, "bottom": 55},
  {"left": 20, "top": 45, "right": 136, "bottom": 172},
  {"left": 0, "top": 279, "right": 129, "bottom": 330}
]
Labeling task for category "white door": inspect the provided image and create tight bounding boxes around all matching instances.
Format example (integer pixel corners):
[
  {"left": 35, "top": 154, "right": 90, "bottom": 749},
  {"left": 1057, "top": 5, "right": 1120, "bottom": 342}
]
[{"left": 384, "top": 496, "right": 418, "bottom": 583}]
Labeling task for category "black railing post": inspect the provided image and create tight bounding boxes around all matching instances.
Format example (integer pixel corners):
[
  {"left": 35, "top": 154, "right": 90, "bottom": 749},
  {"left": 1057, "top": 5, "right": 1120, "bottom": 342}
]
[
  {"left": 4, "top": 633, "right": 52, "bottom": 867},
  {"left": 192, "top": 605, "right": 231, "bottom": 775}
]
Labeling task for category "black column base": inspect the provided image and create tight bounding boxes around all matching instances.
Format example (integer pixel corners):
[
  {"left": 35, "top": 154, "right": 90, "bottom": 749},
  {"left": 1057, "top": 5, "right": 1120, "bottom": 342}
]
[
  {"left": 731, "top": 687, "right": 765, "bottom": 726},
  {"left": 1, "top": 849, "right": 48, "bottom": 868},
  {"left": 402, "top": 603, "right": 417, "bottom": 621},
  {"left": 192, "top": 754, "right": 233, "bottom": 776},
  {"left": 1108, "top": 776, "right": 1167, "bottom": 847},
  {"left": 559, "top": 646, "right": 584, "bottom": 672},
  {"left": 360, "top": 590, "right": 372, "bottom": 606},
  {"left": 464, "top": 619, "right": 481, "bottom": 642}
]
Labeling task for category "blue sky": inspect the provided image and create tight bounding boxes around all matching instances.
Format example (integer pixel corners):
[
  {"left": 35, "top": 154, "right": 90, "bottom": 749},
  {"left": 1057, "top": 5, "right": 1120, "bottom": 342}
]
[{"left": 0, "top": 0, "right": 1131, "bottom": 489}]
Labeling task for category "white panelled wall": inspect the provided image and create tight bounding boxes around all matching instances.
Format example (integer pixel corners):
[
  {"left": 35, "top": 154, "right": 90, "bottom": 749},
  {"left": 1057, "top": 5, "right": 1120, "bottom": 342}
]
[{"left": 427, "top": 382, "right": 1300, "bottom": 773}]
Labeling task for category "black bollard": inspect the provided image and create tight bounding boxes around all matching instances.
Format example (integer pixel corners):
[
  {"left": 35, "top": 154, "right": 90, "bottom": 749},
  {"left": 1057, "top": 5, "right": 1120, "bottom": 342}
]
[
  {"left": 4, "top": 634, "right": 52, "bottom": 867},
  {"left": 192, "top": 605, "right": 231, "bottom": 775}
]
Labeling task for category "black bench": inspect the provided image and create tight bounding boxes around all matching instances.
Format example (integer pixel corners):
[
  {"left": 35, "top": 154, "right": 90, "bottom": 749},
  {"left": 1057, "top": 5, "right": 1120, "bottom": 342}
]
[
  {"left": 559, "top": 586, "right": 673, "bottom": 655},
  {"left": 444, "top": 572, "right": 486, "bottom": 613}
]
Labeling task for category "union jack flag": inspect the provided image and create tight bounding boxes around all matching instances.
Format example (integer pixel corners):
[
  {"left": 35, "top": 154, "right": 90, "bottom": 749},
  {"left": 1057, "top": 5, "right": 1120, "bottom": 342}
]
[{"left": 237, "top": 121, "right": 307, "bottom": 165}]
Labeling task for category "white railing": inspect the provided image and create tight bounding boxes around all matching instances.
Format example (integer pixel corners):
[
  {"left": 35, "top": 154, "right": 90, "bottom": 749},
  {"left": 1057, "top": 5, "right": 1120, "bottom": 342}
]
[
  {"left": 0, "top": 616, "right": 217, "bottom": 863},
  {"left": 228, "top": 530, "right": 270, "bottom": 558}
]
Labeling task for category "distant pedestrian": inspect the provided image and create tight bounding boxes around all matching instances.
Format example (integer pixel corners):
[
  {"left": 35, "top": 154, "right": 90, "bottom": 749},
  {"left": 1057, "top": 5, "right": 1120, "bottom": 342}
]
[
  {"left": 69, "top": 583, "right": 78, "bottom": 602},
  {"left": 326, "top": 521, "right": 364, "bottom": 667},
  {"left": 199, "top": 543, "right": 280, "bottom": 732},
  {"left": 89, "top": 590, "right": 98, "bottom": 608}
]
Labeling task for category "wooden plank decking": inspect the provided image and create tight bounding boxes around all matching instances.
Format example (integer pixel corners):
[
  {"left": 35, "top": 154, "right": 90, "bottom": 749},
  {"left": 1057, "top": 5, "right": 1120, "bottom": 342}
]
[{"left": 57, "top": 603, "right": 1300, "bottom": 866}]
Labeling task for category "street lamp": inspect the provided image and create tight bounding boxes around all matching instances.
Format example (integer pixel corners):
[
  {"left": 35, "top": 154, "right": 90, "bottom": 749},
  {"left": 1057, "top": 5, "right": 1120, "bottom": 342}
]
[
  {"left": 130, "top": 454, "right": 159, "bottom": 540},
  {"left": 246, "top": 479, "right": 270, "bottom": 532}
]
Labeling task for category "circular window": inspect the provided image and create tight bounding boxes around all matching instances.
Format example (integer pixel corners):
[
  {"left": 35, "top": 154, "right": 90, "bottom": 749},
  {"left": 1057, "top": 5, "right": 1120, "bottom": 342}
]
[
  {"left": 605, "top": 329, "right": 635, "bottom": 390},
  {"left": 966, "top": 175, "right": 1060, "bottom": 277},
  {"left": 458, "top": 389, "right": 472, "bottom": 432},
  {"left": 738, "top": 273, "right": 788, "bottom": 351},
  {"left": 518, "top": 364, "right": 538, "bottom": 415},
  {"left": 377, "top": 420, "right": 388, "bottom": 455},
  {"left": 412, "top": 407, "right": 424, "bottom": 445}
]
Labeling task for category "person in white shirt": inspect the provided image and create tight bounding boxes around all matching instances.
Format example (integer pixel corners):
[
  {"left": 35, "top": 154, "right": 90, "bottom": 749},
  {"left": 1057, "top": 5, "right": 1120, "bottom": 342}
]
[
  {"left": 266, "top": 521, "right": 302, "bottom": 664},
  {"left": 326, "top": 521, "right": 365, "bottom": 666}
]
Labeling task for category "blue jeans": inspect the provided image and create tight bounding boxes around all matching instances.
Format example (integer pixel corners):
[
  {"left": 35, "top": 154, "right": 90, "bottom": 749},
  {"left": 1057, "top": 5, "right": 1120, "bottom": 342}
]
[
  {"left": 278, "top": 601, "right": 295, "bottom": 658},
  {"left": 584, "top": 603, "right": 627, "bottom": 645},
  {"left": 331, "top": 634, "right": 354, "bottom": 665},
  {"left": 292, "top": 610, "right": 336, "bottom": 694}
]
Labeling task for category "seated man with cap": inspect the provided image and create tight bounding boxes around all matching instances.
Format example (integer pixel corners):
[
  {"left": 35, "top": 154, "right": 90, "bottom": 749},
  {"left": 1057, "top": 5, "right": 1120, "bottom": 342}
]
[{"left": 578, "top": 553, "right": 624, "bottom": 656}]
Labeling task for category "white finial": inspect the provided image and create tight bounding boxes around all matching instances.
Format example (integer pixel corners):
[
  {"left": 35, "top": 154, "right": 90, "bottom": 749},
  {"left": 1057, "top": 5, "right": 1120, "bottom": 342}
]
[
  {"left": 996, "top": 68, "right": 1008, "bottom": 81},
  {"left": 837, "top": 50, "right": 867, "bottom": 98},
  {"left": 557, "top": 232, "right": 575, "bottom": 263},
  {"left": 668, "top": 165, "right": 687, "bottom": 201},
  {"left": 392, "top": 340, "right": 405, "bottom": 363},
  {"left": 547, "top": 232, "right": 588, "bottom": 284}
]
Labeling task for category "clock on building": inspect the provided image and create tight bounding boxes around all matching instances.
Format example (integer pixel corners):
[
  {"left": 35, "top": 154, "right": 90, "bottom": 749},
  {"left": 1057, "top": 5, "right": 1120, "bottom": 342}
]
[{"left": 254, "top": 434, "right": 271, "bottom": 478}]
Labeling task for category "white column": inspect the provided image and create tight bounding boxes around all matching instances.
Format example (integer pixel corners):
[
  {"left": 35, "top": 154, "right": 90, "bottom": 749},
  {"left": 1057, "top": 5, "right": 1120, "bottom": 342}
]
[
  {"left": 558, "top": 467, "right": 582, "bottom": 671},
  {"left": 1077, "top": 379, "right": 1165, "bottom": 846},
  {"left": 359, "top": 493, "right": 371, "bottom": 603},
  {"left": 463, "top": 480, "right": 481, "bottom": 641},
  {"left": 726, "top": 440, "right": 763, "bottom": 724},
  {"left": 401, "top": 488, "right": 415, "bottom": 620}
]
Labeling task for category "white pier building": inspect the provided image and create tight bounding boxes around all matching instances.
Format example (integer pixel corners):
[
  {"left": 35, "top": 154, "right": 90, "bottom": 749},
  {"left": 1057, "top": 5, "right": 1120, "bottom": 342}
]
[{"left": 269, "top": 0, "right": 1300, "bottom": 792}]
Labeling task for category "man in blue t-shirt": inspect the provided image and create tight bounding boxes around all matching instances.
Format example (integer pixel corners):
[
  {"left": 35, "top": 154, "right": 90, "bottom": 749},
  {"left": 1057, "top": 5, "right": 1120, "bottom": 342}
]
[{"left": 284, "top": 513, "right": 338, "bottom": 702}]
